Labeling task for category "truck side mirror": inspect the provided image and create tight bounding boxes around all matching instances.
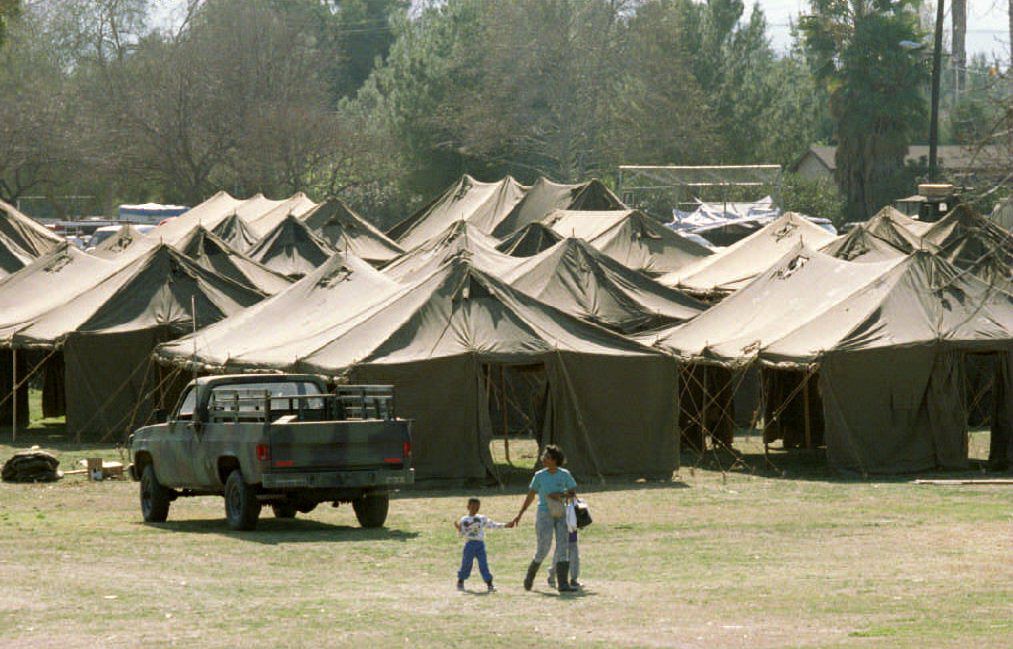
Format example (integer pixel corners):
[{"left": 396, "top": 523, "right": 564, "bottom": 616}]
[{"left": 152, "top": 408, "right": 168, "bottom": 423}]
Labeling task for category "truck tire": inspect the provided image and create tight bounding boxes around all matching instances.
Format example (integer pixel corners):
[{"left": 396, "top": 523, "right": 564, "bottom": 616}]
[
  {"left": 140, "top": 465, "right": 171, "bottom": 523},
  {"left": 352, "top": 492, "right": 389, "bottom": 528},
  {"left": 271, "top": 502, "right": 297, "bottom": 519},
  {"left": 224, "top": 469, "right": 261, "bottom": 531}
]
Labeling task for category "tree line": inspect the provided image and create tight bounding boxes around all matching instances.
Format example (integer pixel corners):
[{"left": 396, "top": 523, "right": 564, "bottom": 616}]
[{"left": 0, "top": 0, "right": 1008, "bottom": 226}]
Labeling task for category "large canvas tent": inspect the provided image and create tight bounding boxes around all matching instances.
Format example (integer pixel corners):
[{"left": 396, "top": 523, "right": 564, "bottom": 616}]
[
  {"left": 544, "top": 209, "right": 713, "bottom": 277},
  {"left": 658, "top": 212, "right": 837, "bottom": 297},
  {"left": 211, "top": 212, "right": 261, "bottom": 253},
  {"left": 760, "top": 252, "right": 1012, "bottom": 472},
  {"left": 0, "top": 199, "right": 62, "bottom": 257},
  {"left": 491, "top": 177, "right": 624, "bottom": 238},
  {"left": 245, "top": 192, "right": 318, "bottom": 237},
  {"left": 496, "top": 222, "right": 563, "bottom": 257},
  {"left": 387, "top": 175, "right": 527, "bottom": 250},
  {"left": 642, "top": 246, "right": 899, "bottom": 449},
  {"left": 10, "top": 244, "right": 265, "bottom": 440},
  {"left": 158, "top": 256, "right": 680, "bottom": 481},
  {"left": 647, "top": 245, "right": 1012, "bottom": 472},
  {"left": 921, "top": 205, "right": 1012, "bottom": 291},
  {"left": 382, "top": 220, "right": 522, "bottom": 282},
  {"left": 155, "top": 252, "right": 399, "bottom": 370},
  {"left": 148, "top": 191, "right": 246, "bottom": 244},
  {"left": 89, "top": 224, "right": 152, "bottom": 259},
  {"left": 0, "top": 245, "right": 119, "bottom": 425},
  {"left": 246, "top": 214, "right": 335, "bottom": 279},
  {"left": 301, "top": 199, "right": 404, "bottom": 266},
  {"left": 504, "top": 238, "right": 705, "bottom": 333},
  {"left": 175, "top": 227, "right": 292, "bottom": 295}
]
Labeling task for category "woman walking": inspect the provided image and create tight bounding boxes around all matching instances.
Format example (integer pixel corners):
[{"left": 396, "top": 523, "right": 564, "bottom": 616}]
[{"left": 510, "top": 444, "right": 578, "bottom": 592}]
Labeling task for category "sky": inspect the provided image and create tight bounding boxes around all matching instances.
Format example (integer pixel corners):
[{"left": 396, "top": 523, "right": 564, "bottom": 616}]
[
  {"left": 758, "top": 0, "right": 1009, "bottom": 59},
  {"left": 152, "top": 0, "right": 1010, "bottom": 61}
]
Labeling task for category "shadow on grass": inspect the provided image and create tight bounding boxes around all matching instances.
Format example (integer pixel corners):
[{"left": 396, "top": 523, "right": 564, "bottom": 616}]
[{"left": 144, "top": 517, "right": 419, "bottom": 545}]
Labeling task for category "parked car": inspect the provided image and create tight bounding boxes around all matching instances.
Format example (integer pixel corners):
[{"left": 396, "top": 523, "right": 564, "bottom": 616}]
[{"left": 129, "top": 374, "right": 414, "bottom": 530}]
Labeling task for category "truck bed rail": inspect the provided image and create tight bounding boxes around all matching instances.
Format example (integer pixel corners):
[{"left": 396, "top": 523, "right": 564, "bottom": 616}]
[{"left": 208, "top": 385, "right": 396, "bottom": 423}]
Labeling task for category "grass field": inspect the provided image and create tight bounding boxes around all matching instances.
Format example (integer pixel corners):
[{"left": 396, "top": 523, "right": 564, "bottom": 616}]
[{"left": 0, "top": 427, "right": 1010, "bottom": 649}]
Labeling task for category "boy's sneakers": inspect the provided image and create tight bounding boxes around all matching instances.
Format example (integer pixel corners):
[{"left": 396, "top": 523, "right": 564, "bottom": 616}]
[
  {"left": 547, "top": 574, "right": 556, "bottom": 588},
  {"left": 456, "top": 580, "right": 465, "bottom": 591},
  {"left": 569, "top": 579, "right": 582, "bottom": 590},
  {"left": 486, "top": 580, "right": 496, "bottom": 593}
]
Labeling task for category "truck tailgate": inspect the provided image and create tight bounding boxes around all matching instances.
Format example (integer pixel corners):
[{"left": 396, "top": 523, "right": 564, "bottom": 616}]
[{"left": 268, "top": 420, "right": 407, "bottom": 470}]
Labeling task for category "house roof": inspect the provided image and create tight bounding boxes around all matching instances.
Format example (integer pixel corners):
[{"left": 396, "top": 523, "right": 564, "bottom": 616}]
[{"left": 795, "top": 145, "right": 1007, "bottom": 173}]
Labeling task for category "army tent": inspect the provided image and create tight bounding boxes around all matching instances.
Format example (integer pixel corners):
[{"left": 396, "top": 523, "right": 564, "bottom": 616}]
[
  {"left": 642, "top": 246, "right": 899, "bottom": 450},
  {"left": 11, "top": 244, "right": 265, "bottom": 440},
  {"left": 491, "top": 177, "right": 624, "bottom": 238},
  {"left": 758, "top": 252, "right": 1013, "bottom": 473},
  {"left": 0, "top": 199, "right": 62, "bottom": 257},
  {"left": 382, "top": 220, "right": 522, "bottom": 282},
  {"left": 147, "top": 191, "right": 246, "bottom": 244},
  {"left": 0, "top": 231, "right": 34, "bottom": 279},
  {"left": 155, "top": 251, "right": 399, "bottom": 370},
  {"left": 545, "top": 209, "right": 712, "bottom": 277},
  {"left": 504, "top": 238, "right": 705, "bottom": 334},
  {"left": 175, "top": 227, "right": 292, "bottom": 295},
  {"left": 301, "top": 199, "right": 404, "bottom": 266},
  {"left": 387, "top": 175, "right": 527, "bottom": 250},
  {"left": 245, "top": 192, "right": 318, "bottom": 238},
  {"left": 89, "top": 224, "right": 152, "bottom": 259},
  {"left": 0, "top": 245, "right": 119, "bottom": 425},
  {"left": 247, "top": 214, "right": 335, "bottom": 279},
  {"left": 821, "top": 226, "right": 909, "bottom": 263},
  {"left": 865, "top": 206, "right": 932, "bottom": 243},
  {"left": 211, "top": 212, "right": 260, "bottom": 253},
  {"left": 658, "top": 212, "right": 837, "bottom": 297},
  {"left": 919, "top": 206, "right": 1012, "bottom": 295},
  {"left": 158, "top": 256, "right": 679, "bottom": 481},
  {"left": 496, "top": 222, "right": 564, "bottom": 257}
]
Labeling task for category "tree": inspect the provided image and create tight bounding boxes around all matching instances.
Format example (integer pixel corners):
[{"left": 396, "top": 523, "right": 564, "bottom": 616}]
[
  {"left": 801, "top": 0, "right": 928, "bottom": 219},
  {"left": 0, "top": 0, "right": 18, "bottom": 47},
  {"left": 0, "top": 11, "right": 79, "bottom": 204}
]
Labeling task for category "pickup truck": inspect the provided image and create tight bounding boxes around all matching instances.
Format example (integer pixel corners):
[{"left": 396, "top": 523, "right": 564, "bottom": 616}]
[{"left": 129, "top": 374, "right": 413, "bottom": 531}]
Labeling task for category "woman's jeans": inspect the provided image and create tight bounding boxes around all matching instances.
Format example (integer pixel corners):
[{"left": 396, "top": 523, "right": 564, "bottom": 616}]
[{"left": 534, "top": 508, "right": 569, "bottom": 564}]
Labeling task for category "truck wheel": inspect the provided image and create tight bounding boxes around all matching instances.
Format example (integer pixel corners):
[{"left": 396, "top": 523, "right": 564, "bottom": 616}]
[
  {"left": 224, "top": 469, "right": 261, "bottom": 531},
  {"left": 352, "top": 492, "right": 389, "bottom": 528},
  {"left": 140, "top": 465, "right": 171, "bottom": 523},
  {"left": 271, "top": 502, "right": 297, "bottom": 519}
]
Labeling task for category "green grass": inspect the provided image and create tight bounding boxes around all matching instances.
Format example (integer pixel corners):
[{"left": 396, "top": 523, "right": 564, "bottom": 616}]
[{"left": 0, "top": 428, "right": 1010, "bottom": 649}]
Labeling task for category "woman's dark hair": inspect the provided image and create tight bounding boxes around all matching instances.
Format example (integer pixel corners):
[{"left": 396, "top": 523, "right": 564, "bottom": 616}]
[{"left": 541, "top": 444, "right": 565, "bottom": 466}]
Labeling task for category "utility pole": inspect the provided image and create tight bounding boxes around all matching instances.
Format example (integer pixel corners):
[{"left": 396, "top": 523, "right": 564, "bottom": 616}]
[
  {"left": 952, "top": 0, "right": 966, "bottom": 95},
  {"left": 929, "top": 0, "right": 945, "bottom": 181}
]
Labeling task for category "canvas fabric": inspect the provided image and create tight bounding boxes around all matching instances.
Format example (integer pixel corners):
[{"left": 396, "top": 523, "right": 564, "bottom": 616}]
[
  {"left": 301, "top": 199, "right": 404, "bottom": 266},
  {"left": 659, "top": 213, "right": 837, "bottom": 296}
]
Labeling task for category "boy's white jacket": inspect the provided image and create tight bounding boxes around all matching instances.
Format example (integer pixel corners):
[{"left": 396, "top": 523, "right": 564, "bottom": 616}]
[{"left": 458, "top": 514, "right": 505, "bottom": 542}]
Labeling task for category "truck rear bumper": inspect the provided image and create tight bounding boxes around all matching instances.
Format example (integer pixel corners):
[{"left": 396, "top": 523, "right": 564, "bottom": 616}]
[{"left": 261, "top": 467, "right": 414, "bottom": 490}]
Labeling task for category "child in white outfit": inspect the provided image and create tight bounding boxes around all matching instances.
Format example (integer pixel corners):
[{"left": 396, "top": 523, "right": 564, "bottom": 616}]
[{"left": 455, "top": 497, "right": 512, "bottom": 592}]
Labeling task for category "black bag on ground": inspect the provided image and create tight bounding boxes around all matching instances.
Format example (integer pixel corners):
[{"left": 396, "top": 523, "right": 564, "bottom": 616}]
[
  {"left": 574, "top": 499, "right": 592, "bottom": 528},
  {"left": 2, "top": 449, "right": 61, "bottom": 483}
]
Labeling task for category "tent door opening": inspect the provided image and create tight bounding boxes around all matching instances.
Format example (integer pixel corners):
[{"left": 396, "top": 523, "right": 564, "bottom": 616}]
[
  {"left": 480, "top": 362, "right": 549, "bottom": 467},
  {"left": 761, "top": 367, "right": 824, "bottom": 450},
  {"left": 963, "top": 352, "right": 1012, "bottom": 469}
]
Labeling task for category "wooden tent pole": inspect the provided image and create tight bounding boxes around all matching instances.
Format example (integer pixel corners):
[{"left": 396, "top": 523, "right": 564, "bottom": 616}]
[
  {"left": 500, "top": 365, "right": 510, "bottom": 464},
  {"left": 11, "top": 347, "right": 16, "bottom": 443},
  {"left": 803, "top": 372, "right": 812, "bottom": 450}
]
